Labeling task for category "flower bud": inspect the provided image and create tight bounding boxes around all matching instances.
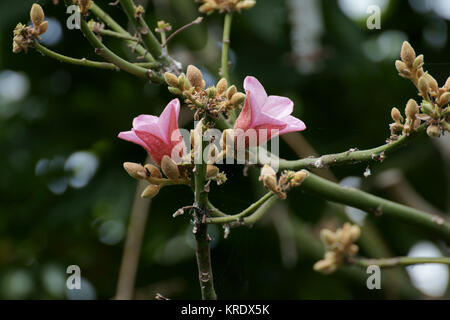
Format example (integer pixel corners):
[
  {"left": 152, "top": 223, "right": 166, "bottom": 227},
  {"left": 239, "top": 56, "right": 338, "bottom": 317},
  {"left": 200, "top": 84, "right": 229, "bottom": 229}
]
[
  {"left": 123, "top": 162, "right": 147, "bottom": 179},
  {"left": 164, "top": 72, "right": 179, "bottom": 87},
  {"left": 230, "top": 92, "right": 246, "bottom": 106},
  {"left": 405, "top": 99, "right": 418, "bottom": 119},
  {"left": 236, "top": 0, "right": 256, "bottom": 11},
  {"left": 444, "top": 76, "right": 450, "bottom": 91},
  {"left": 400, "top": 41, "right": 416, "bottom": 67},
  {"left": 413, "top": 54, "right": 424, "bottom": 69},
  {"left": 206, "top": 86, "right": 216, "bottom": 98},
  {"left": 320, "top": 229, "right": 336, "bottom": 247},
  {"left": 144, "top": 164, "right": 162, "bottom": 179},
  {"left": 292, "top": 170, "right": 308, "bottom": 186},
  {"left": 425, "top": 74, "right": 439, "bottom": 95},
  {"left": 30, "top": 4, "right": 44, "bottom": 28},
  {"left": 141, "top": 184, "right": 160, "bottom": 198},
  {"left": 186, "top": 65, "right": 203, "bottom": 88},
  {"left": 37, "top": 21, "right": 48, "bottom": 35},
  {"left": 226, "top": 85, "right": 237, "bottom": 100},
  {"left": 391, "top": 107, "right": 403, "bottom": 124},
  {"left": 168, "top": 87, "right": 182, "bottom": 95},
  {"left": 78, "top": 0, "right": 91, "bottom": 14},
  {"left": 259, "top": 164, "right": 279, "bottom": 193},
  {"left": 349, "top": 225, "right": 361, "bottom": 242},
  {"left": 421, "top": 101, "right": 434, "bottom": 116},
  {"left": 216, "top": 78, "right": 227, "bottom": 95},
  {"left": 206, "top": 165, "right": 219, "bottom": 179},
  {"left": 426, "top": 125, "right": 441, "bottom": 138},
  {"left": 178, "top": 73, "right": 186, "bottom": 88},
  {"left": 418, "top": 76, "right": 429, "bottom": 98},
  {"left": 395, "top": 60, "right": 408, "bottom": 75},
  {"left": 161, "top": 155, "right": 180, "bottom": 180},
  {"left": 439, "top": 92, "right": 450, "bottom": 106}
]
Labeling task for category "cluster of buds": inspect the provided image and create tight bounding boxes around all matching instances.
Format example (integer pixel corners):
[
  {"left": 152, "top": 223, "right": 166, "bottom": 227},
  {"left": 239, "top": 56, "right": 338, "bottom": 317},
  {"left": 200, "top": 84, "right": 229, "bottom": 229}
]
[
  {"left": 123, "top": 157, "right": 190, "bottom": 199},
  {"left": 73, "top": 0, "right": 91, "bottom": 15},
  {"left": 313, "top": 223, "right": 361, "bottom": 274},
  {"left": 258, "top": 165, "right": 308, "bottom": 199},
  {"left": 389, "top": 99, "right": 420, "bottom": 139},
  {"left": 134, "top": 4, "right": 145, "bottom": 19},
  {"left": 394, "top": 41, "right": 450, "bottom": 138},
  {"left": 196, "top": 0, "right": 256, "bottom": 14},
  {"left": 13, "top": 4, "right": 48, "bottom": 53},
  {"left": 164, "top": 65, "right": 245, "bottom": 120}
]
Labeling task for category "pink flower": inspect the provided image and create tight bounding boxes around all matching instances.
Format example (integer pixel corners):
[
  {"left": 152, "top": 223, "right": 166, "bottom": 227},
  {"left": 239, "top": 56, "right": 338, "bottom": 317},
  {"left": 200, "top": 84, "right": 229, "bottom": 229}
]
[
  {"left": 234, "top": 76, "right": 306, "bottom": 145},
  {"left": 118, "top": 99, "right": 185, "bottom": 166}
]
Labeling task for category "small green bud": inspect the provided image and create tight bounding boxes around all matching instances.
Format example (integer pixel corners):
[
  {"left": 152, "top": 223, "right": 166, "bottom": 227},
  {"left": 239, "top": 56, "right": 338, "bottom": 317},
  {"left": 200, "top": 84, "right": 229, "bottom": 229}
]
[{"left": 168, "top": 86, "right": 182, "bottom": 95}]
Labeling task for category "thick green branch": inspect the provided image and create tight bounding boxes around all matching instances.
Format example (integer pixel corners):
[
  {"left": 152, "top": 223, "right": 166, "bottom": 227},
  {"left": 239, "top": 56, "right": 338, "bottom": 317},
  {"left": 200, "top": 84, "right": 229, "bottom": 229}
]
[
  {"left": 278, "top": 124, "right": 427, "bottom": 170},
  {"left": 300, "top": 172, "right": 450, "bottom": 243},
  {"left": 355, "top": 256, "right": 450, "bottom": 268},
  {"left": 79, "top": 19, "right": 163, "bottom": 82},
  {"left": 229, "top": 195, "right": 279, "bottom": 227},
  {"left": 34, "top": 41, "right": 118, "bottom": 70},
  {"left": 89, "top": 2, "right": 155, "bottom": 62},
  {"left": 206, "top": 192, "right": 274, "bottom": 224},
  {"left": 193, "top": 133, "right": 216, "bottom": 300},
  {"left": 221, "top": 13, "right": 234, "bottom": 121}
]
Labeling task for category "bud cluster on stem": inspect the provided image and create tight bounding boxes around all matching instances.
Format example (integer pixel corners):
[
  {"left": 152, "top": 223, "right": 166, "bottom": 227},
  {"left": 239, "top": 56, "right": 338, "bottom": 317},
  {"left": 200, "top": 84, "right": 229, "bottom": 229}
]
[{"left": 165, "top": 65, "right": 246, "bottom": 120}]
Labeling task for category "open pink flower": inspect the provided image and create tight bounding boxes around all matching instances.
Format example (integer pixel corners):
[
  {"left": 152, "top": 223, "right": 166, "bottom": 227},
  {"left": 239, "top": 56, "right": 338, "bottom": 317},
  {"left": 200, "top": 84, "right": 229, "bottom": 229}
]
[
  {"left": 118, "top": 99, "right": 185, "bottom": 166},
  {"left": 234, "top": 76, "right": 306, "bottom": 145}
]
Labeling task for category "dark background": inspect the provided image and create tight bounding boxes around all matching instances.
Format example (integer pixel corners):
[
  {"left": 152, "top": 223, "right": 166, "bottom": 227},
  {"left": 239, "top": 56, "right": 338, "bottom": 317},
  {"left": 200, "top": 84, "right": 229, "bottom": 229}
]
[{"left": 0, "top": 0, "right": 449, "bottom": 299}]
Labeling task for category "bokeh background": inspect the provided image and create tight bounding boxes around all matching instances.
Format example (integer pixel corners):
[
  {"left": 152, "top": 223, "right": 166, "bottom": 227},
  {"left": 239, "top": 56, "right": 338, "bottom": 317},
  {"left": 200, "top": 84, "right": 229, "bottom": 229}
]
[{"left": 1, "top": 0, "right": 449, "bottom": 299}]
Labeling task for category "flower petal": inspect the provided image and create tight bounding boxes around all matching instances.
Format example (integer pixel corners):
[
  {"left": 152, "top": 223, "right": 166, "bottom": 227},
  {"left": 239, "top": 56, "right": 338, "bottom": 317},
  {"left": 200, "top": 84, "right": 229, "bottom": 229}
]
[
  {"left": 118, "top": 130, "right": 150, "bottom": 152},
  {"left": 262, "top": 95, "right": 293, "bottom": 119},
  {"left": 244, "top": 76, "right": 267, "bottom": 110},
  {"left": 279, "top": 115, "right": 306, "bottom": 135}
]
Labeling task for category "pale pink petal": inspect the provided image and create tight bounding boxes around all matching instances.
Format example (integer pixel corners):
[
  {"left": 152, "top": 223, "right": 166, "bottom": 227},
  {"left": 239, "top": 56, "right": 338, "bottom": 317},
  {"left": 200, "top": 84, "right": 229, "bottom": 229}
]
[
  {"left": 134, "top": 130, "right": 171, "bottom": 165},
  {"left": 262, "top": 95, "right": 293, "bottom": 119},
  {"left": 279, "top": 115, "right": 306, "bottom": 135},
  {"left": 158, "top": 99, "right": 180, "bottom": 143},
  {"left": 132, "top": 114, "right": 158, "bottom": 129},
  {"left": 244, "top": 76, "right": 267, "bottom": 111},
  {"left": 118, "top": 130, "right": 150, "bottom": 152}
]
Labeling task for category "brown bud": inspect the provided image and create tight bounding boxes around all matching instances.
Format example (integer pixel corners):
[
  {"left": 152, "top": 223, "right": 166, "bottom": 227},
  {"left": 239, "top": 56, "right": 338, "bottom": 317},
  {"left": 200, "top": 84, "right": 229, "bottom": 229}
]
[
  {"left": 391, "top": 107, "right": 403, "bottom": 124},
  {"left": 439, "top": 92, "right": 450, "bottom": 106},
  {"left": 236, "top": 0, "right": 256, "bottom": 11},
  {"left": 141, "top": 184, "right": 160, "bottom": 198},
  {"left": 164, "top": 72, "right": 179, "bottom": 88},
  {"left": 216, "top": 78, "right": 228, "bottom": 95},
  {"left": 206, "top": 165, "right": 219, "bottom": 179},
  {"left": 425, "top": 74, "right": 439, "bottom": 95},
  {"left": 186, "top": 65, "right": 203, "bottom": 88},
  {"left": 418, "top": 76, "right": 429, "bottom": 98},
  {"left": 160, "top": 155, "right": 180, "bottom": 180},
  {"left": 292, "top": 170, "right": 308, "bottom": 186},
  {"left": 400, "top": 41, "right": 416, "bottom": 67},
  {"left": 226, "top": 85, "right": 237, "bottom": 100},
  {"left": 144, "top": 164, "right": 162, "bottom": 179},
  {"left": 320, "top": 229, "right": 336, "bottom": 247},
  {"left": 395, "top": 60, "right": 408, "bottom": 75},
  {"left": 221, "top": 129, "right": 235, "bottom": 149},
  {"left": 123, "top": 162, "right": 147, "bottom": 179},
  {"left": 313, "top": 258, "right": 337, "bottom": 274},
  {"left": 405, "top": 99, "right": 419, "bottom": 119},
  {"left": 413, "top": 54, "right": 424, "bottom": 69},
  {"left": 78, "top": 0, "right": 91, "bottom": 14},
  {"left": 37, "top": 21, "right": 48, "bottom": 35},
  {"left": 349, "top": 225, "right": 361, "bottom": 242},
  {"left": 230, "top": 92, "right": 246, "bottom": 106},
  {"left": 259, "top": 164, "right": 278, "bottom": 193},
  {"left": 30, "top": 4, "right": 45, "bottom": 28},
  {"left": 426, "top": 125, "right": 441, "bottom": 138},
  {"left": 444, "top": 76, "right": 450, "bottom": 91}
]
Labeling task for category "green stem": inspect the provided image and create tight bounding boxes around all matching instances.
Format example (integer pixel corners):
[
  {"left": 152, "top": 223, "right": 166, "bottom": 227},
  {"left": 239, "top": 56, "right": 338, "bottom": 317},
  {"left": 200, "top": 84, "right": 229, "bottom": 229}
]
[
  {"left": 119, "top": 0, "right": 165, "bottom": 59},
  {"left": 229, "top": 195, "right": 279, "bottom": 227},
  {"left": 206, "top": 192, "right": 274, "bottom": 224},
  {"left": 33, "top": 41, "right": 118, "bottom": 70},
  {"left": 95, "top": 29, "right": 139, "bottom": 41},
  {"left": 355, "top": 256, "right": 450, "bottom": 268},
  {"left": 80, "top": 19, "right": 163, "bottom": 82},
  {"left": 221, "top": 13, "right": 234, "bottom": 121},
  {"left": 193, "top": 125, "right": 217, "bottom": 300},
  {"left": 278, "top": 124, "right": 427, "bottom": 170},
  {"left": 300, "top": 172, "right": 450, "bottom": 243},
  {"left": 89, "top": 2, "right": 155, "bottom": 62}
]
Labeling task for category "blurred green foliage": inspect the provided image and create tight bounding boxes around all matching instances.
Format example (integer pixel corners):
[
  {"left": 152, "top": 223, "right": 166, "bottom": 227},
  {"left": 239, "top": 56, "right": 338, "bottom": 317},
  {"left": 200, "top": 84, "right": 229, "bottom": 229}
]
[{"left": 0, "top": 0, "right": 449, "bottom": 299}]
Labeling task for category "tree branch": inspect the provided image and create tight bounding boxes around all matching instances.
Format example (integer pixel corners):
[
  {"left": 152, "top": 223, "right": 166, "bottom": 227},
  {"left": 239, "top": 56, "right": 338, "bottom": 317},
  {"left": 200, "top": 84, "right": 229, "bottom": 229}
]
[
  {"left": 278, "top": 124, "right": 427, "bottom": 170},
  {"left": 354, "top": 256, "right": 450, "bottom": 268},
  {"left": 299, "top": 172, "right": 450, "bottom": 243}
]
